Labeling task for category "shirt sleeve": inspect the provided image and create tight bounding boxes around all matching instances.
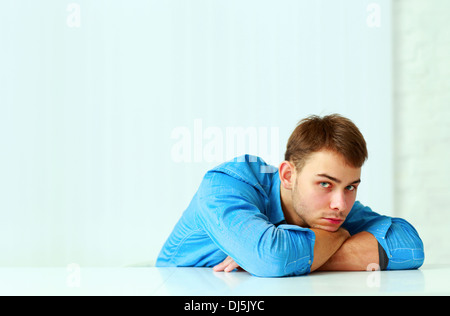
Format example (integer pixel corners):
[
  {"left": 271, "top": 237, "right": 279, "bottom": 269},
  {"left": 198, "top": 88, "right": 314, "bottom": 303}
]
[
  {"left": 194, "top": 171, "right": 316, "bottom": 277},
  {"left": 343, "top": 201, "right": 425, "bottom": 270}
]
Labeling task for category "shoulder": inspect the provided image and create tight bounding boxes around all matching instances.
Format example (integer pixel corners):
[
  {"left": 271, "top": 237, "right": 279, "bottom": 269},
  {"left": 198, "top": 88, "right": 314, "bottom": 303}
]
[
  {"left": 195, "top": 155, "right": 278, "bottom": 200},
  {"left": 209, "top": 155, "right": 277, "bottom": 189}
]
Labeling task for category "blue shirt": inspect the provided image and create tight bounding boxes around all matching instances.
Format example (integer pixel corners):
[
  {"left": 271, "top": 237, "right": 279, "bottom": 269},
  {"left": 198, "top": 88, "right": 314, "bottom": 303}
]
[{"left": 156, "top": 155, "right": 424, "bottom": 277}]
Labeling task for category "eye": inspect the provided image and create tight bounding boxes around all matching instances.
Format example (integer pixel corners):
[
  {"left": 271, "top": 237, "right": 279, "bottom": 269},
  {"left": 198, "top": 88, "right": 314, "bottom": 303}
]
[
  {"left": 346, "top": 185, "right": 356, "bottom": 191},
  {"left": 320, "top": 182, "right": 331, "bottom": 188}
]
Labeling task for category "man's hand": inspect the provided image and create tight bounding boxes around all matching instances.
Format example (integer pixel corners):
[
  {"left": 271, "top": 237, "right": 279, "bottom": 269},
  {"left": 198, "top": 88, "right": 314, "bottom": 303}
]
[{"left": 213, "top": 256, "right": 243, "bottom": 272}]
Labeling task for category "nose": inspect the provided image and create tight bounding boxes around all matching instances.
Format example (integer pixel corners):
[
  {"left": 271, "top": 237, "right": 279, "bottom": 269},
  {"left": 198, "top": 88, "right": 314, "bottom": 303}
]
[{"left": 330, "top": 191, "right": 346, "bottom": 212}]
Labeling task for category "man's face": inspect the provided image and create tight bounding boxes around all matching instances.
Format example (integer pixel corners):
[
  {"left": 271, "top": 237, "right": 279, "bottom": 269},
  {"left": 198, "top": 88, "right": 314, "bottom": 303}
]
[{"left": 291, "top": 149, "right": 361, "bottom": 232}]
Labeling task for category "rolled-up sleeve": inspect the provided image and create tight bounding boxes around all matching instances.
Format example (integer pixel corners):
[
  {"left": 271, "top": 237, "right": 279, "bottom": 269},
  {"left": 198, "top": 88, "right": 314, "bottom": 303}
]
[
  {"left": 344, "top": 201, "right": 425, "bottom": 270},
  {"left": 384, "top": 218, "right": 425, "bottom": 270},
  {"left": 195, "top": 171, "right": 316, "bottom": 277}
]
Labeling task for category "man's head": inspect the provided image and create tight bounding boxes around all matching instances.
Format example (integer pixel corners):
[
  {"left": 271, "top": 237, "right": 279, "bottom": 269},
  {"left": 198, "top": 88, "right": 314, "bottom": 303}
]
[
  {"left": 279, "top": 114, "right": 368, "bottom": 232},
  {"left": 284, "top": 114, "right": 368, "bottom": 172}
]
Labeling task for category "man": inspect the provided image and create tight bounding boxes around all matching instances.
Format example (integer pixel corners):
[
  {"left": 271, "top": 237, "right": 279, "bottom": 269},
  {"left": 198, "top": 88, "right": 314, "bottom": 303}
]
[{"left": 156, "top": 114, "right": 424, "bottom": 277}]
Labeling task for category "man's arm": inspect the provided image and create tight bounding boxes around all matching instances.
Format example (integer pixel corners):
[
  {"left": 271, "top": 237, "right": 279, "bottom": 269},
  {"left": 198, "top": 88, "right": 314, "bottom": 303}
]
[
  {"left": 317, "top": 231, "right": 379, "bottom": 271},
  {"left": 215, "top": 223, "right": 423, "bottom": 273},
  {"left": 309, "top": 228, "right": 351, "bottom": 272},
  {"left": 214, "top": 227, "right": 351, "bottom": 273},
  {"left": 342, "top": 202, "right": 424, "bottom": 271},
  {"left": 198, "top": 172, "right": 317, "bottom": 277}
]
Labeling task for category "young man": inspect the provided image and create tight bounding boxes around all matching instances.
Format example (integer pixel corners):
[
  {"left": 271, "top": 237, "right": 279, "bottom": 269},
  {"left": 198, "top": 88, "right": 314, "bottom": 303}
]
[{"left": 156, "top": 114, "right": 424, "bottom": 277}]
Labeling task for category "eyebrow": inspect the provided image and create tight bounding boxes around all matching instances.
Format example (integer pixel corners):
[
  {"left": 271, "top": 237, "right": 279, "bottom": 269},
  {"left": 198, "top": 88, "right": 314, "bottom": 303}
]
[{"left": 316, "top": 173, "right": 361, "bottom": 185}]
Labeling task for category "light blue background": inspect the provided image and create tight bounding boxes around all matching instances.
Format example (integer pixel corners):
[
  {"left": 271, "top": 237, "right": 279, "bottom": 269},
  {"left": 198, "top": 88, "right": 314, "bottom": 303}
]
[{"left": 0, "top": 0, "right": 392, "bottom": 266}]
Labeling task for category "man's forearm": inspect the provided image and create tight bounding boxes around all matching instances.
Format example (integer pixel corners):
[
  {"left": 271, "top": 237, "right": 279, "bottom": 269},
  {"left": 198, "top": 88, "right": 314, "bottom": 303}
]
[
  {"left": 317, "top": 231, "right": 379, "bottom": 271},
  {"left": 309, "top": 228, "right": 350, "bottom": 272}
]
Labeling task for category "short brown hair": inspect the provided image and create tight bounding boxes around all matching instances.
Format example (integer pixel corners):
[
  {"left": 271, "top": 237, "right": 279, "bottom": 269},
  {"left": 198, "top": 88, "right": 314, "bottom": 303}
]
[{"left": 284, "top": 114, "right": 368, "bottom": 171}]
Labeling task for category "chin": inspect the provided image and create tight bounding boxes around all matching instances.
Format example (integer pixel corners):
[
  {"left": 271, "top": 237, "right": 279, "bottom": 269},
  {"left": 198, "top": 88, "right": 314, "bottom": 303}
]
[
  {"left": 322, "top": 226, "right": 340, "bottom": 232},
  {"left": 311, "top": 224, "right": 340, "bottom": 232}
]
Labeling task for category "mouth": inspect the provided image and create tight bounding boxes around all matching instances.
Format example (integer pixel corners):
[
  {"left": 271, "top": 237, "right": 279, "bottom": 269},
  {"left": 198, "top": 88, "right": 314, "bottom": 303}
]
[{"left": 323, "top": 218, "right": 343, "bottom": 225}]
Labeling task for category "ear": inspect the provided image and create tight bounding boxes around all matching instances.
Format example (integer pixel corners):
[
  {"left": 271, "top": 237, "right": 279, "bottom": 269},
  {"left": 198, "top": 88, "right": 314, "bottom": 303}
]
[{"left": 278, "top": 161, "right": 296, "bottom": 190}]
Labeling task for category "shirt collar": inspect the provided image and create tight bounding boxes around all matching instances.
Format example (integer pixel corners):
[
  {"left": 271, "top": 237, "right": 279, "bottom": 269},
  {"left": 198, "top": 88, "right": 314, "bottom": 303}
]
[{"left": 267, "top": 171, "right": 286, "bottom": 225}]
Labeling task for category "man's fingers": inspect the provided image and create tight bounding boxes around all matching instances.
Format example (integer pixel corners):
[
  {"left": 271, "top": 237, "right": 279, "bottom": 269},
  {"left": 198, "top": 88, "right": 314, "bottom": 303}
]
[
  {"left": 213, "top": 256, "right": 240, "bottom": 272},
  {"left": 213, "top": 261, "right": 226, "bottom": 272},
  {"left": 224, "top": 260, "right": 240, "bottom": 272},
  {"left": 213, "top": 257, "right": 230, "bottom": 271}
]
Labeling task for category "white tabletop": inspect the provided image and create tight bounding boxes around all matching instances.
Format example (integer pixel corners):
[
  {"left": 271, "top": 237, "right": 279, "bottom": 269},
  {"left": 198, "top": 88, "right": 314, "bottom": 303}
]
[{"left": 0, "top": 264, "right": 448, "bottom": 296}]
